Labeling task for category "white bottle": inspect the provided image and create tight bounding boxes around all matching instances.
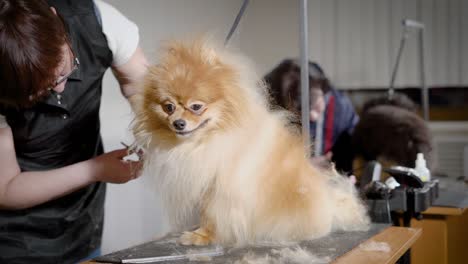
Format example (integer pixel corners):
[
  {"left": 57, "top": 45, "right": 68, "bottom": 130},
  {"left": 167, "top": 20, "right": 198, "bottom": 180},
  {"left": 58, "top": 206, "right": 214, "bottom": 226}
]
[{"left": 415, "top": 153, "right": 431, "bottom": 182}]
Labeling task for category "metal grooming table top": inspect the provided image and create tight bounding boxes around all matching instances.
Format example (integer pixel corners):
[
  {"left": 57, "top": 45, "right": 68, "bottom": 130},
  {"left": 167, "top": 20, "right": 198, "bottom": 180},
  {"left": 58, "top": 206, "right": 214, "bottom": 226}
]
[{"left": 86, "top": 224, "right": 421, "bottom": 264}]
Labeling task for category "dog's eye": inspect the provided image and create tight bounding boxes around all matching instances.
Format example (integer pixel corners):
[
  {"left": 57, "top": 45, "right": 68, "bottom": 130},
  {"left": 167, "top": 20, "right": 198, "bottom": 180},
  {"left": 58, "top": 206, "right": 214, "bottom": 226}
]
[
  {"left": 163, "top": 103, "right": 175, "bottom": 114},
  {"left": 190, "top": 104, "right": 204, "bottom": 113}
]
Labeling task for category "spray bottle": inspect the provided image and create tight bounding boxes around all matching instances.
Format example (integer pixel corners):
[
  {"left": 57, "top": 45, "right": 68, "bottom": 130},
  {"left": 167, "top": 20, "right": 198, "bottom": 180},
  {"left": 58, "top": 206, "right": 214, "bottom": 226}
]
[{"left": 415, "top": 153, "right": 431, "bottom": 182}]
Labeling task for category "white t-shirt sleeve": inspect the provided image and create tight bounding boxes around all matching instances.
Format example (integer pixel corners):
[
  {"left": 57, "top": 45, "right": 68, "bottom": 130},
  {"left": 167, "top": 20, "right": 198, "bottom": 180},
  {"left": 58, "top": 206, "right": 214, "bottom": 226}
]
[
  {"left": 0, "top": 114, "right": 8, "bottom": 128},
  {"left": 94, "top": 0, "right": 140, "bottom": 66}
]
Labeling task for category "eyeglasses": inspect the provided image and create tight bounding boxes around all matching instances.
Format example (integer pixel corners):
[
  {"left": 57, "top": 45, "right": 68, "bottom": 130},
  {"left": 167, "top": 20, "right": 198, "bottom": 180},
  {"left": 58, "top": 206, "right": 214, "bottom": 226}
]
[
  {"left": 47, "top": 46, "right": 80, "bottom": 91},
  {"left": 28, "top": 43, "right": 79, "bottom": 101}
]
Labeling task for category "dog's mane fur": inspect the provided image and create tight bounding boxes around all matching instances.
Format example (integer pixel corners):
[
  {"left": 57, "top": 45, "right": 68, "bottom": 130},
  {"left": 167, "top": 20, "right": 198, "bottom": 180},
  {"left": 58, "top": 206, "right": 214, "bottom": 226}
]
[{"left": 133, "top": 39, "right": 369, "bottom": 245}]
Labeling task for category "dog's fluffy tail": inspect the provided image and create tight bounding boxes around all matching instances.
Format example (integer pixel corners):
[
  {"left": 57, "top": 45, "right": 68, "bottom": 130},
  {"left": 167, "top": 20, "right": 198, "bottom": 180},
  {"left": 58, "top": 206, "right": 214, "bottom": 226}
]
[{"left": 326, "top": 168, "right": 370, "bottom": 231}]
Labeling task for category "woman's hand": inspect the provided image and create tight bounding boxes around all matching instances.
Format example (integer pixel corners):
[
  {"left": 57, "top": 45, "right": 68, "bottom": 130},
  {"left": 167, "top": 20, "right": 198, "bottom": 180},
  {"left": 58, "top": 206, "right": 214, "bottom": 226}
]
[
  {"left": 0, "top": 124, "right": 143, "bottom": 209},
  {"left": 89, "top": 149, "right": 142, "bottom": 184}
]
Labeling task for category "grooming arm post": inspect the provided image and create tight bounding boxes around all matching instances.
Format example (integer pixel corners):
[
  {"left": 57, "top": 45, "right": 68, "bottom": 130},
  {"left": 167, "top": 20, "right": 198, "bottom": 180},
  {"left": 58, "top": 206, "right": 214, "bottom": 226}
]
[
  {"left": 390, "top": 19, "right": 429, "bottom": 120},
  {"left": 419, "top": 28, "right": 429, "bottom": 120},
  {"left": 224, "top": 0, "right": 249, "bottom": 46},
  {"left": 314, "top": 112, "right": 324, "bottom": 157},
  {"left": 389, "top": 27, "right": 409, "bottom": 99},
  {"left": 299, "top": 0, "right": 311, "bottom": 156}
]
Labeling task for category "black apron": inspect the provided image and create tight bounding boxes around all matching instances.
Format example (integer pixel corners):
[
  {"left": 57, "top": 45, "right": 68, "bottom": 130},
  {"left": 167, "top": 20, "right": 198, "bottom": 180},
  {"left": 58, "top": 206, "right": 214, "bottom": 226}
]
[{"left": 0, "top": 0, "right": 113, "bottom": 263}]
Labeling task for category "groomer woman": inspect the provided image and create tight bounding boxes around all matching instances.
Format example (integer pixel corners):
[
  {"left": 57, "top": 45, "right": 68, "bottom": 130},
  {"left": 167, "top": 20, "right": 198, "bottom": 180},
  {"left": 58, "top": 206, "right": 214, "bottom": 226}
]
[
  {"left": 264, "top": 60, "right": 359, "bottom": 174},
  {"left": 0, "top": 0, "right": 147, "bottom": 262}
]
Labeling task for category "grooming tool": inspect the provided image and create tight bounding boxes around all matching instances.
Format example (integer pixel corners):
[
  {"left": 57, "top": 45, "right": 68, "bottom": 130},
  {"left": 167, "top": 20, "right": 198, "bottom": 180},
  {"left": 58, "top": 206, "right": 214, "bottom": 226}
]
[
  {"left": 93, "top": 245, "right": 224, "bottom": 263},
  {"left": 120, "top": 141, "right": 143, "bottom": 162}
]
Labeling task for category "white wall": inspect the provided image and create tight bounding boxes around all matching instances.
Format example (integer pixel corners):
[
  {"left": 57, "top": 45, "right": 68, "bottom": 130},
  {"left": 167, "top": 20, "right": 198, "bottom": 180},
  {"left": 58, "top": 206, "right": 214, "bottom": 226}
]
[
  {"left": 239, "top": 0, "right": 468, "bottom": 89},
  {"left": 99, "top": 0, "right": 244, "bottom": 254}
]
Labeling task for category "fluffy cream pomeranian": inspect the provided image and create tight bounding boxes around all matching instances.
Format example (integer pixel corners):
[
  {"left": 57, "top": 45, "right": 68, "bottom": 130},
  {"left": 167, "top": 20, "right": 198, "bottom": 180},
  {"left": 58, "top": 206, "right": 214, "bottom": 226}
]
[{"left": 132, "top": 39, "right": 369, "bottom": 246}]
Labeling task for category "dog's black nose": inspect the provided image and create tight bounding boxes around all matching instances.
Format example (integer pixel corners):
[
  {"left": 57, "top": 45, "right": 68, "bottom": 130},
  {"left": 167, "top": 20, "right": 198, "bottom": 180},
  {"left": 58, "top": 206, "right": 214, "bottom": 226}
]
[{"left": 173, "top": 119, "right": 186, "bottom": 131}]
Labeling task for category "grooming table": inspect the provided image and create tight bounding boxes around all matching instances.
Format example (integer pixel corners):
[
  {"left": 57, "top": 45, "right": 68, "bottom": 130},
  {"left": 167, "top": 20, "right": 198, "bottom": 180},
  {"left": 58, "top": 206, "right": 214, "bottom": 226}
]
[
  {"left": 396, "top": 178, "right": 468, "bottom": 264},
  {"left": 83, "top": 224, "right": 421, "bottom": 264}
]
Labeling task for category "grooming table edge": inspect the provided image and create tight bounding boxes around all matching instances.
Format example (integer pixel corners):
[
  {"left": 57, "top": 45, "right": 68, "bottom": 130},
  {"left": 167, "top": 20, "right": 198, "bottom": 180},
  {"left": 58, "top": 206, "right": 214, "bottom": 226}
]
[
  {"left": 83, "top": 226, "right": 421, "bottom": 264},
  {"left": 333, "top": 226, "right": 422, "bottom": 264}
]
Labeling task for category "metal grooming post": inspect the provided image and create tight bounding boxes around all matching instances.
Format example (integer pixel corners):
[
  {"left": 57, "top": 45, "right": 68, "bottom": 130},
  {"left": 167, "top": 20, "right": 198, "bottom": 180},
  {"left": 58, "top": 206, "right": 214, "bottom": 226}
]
[
  {"left": 224, "top": 0, "right": 250, "bottom": 46},
  {"left": 390, "top": 19, "right": 429, "bottom": 120},
  {"left": 299, "top": 0, "right": 311, "bottom": 156},
  {"left": 389, "top": 28, "right": 409, "bottom": 99},
  {"left": 418, "top": 27, "right": 429, "bottom": 120},
  {"left": 314, "top": 109, "right": 324, "bottom": 157}
]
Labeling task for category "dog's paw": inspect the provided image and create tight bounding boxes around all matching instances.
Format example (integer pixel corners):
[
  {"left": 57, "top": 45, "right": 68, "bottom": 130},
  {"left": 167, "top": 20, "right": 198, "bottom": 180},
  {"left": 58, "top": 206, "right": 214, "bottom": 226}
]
[{"left": 179, "top": 229, "right": 213, "bottom": 246}]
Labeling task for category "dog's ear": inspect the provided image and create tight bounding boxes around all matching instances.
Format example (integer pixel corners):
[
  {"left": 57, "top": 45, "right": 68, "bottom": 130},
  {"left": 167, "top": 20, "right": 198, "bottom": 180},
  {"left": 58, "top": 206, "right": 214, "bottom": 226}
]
[{"left": 201, "top": 47, "right": 220, "bottom": 66}]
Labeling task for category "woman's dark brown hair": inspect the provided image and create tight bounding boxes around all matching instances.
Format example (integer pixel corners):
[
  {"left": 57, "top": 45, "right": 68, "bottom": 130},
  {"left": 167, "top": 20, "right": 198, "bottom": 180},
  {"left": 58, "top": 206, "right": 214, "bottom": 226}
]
[
  {"left": 0, "top": 0, "right": 67, "bottom": 108},
  {"left": 263, "top": 59, "right": 330, "bottom": 113}
]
